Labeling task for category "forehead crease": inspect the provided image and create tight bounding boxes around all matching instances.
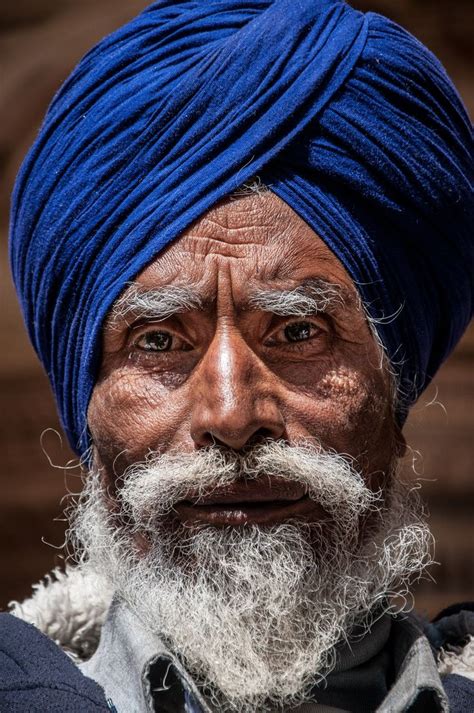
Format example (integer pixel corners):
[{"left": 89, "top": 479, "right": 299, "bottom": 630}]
[
  {"left": 261, "top": 243, "right": 341, "bottom": 280},
  {"left": 124, "top": 242, "right": 357, "bottom": 301},
  {"left": 185, "top": 222, "right": 282, "bottom": 249},
  {"left": 185, "top": 200, "right": 292, "bottom": 246}
]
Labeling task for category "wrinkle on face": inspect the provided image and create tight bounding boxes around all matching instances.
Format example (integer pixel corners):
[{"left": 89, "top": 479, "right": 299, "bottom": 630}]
[{"left": 88, "top": 191, "right": 397, "bottom": 488}]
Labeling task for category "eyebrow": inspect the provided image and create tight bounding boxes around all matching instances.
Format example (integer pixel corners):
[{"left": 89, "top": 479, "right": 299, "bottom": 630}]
[
  {"left": 110, "top": 284, "right": 203, "bottom": 324},
  {"left": 110, "top": 277, "right": 350, "bottom": 325},
  {"left": 248, "top": 278, "right": 347, "bottom": 317}
]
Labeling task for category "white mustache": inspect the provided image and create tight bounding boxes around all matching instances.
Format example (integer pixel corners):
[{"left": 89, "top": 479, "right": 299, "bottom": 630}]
[{"left": 116, "top": 440, "right": 382, "bottom": 530}]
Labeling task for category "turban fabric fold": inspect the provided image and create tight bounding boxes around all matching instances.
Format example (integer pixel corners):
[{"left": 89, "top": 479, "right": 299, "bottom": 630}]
[{"left": 10, "top": 0, "right": 473, "bottom": 455}]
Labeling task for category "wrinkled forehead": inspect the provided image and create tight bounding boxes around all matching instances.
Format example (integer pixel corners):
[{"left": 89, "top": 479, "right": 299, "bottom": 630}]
[{"left": 116, "top": 191, "right": 362, "bottom": 306}]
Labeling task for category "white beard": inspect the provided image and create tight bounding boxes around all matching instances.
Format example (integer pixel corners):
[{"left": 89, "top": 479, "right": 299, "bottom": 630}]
[{"left": 69, "top": 441, "right": 433, "bottom": 712}]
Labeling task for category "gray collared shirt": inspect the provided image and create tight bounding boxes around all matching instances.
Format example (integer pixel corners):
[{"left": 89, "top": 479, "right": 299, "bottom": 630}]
[{"left": 80, "top": 600, "right": 449, "bottom": 713}]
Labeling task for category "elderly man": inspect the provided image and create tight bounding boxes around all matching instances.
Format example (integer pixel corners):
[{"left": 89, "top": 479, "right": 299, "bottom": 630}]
[{"left": 3, "top": 0, "right": 473, "bottom": 711}]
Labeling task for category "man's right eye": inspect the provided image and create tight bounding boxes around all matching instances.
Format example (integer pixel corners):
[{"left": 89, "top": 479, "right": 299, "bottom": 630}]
[{"left": 134, "top": 330, "right": 173, "bottom": 352}]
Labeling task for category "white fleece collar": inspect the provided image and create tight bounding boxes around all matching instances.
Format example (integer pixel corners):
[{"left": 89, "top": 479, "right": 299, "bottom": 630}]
[{"left": 8, "top": 566, "right": 113, "bottom": 661}]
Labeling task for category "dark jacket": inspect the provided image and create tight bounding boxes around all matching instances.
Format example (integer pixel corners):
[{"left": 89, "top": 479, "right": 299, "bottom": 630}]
[
  {"left": 1, "top": 607, "right": 474, "bottom": 712},
  {"left": 0, "top": 613, "right": 109, "bottom": 712}
]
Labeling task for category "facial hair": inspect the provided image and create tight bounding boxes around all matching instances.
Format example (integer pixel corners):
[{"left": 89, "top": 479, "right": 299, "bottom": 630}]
[{"left": 69, "top": 441, "right": 433, "bottom": 712}]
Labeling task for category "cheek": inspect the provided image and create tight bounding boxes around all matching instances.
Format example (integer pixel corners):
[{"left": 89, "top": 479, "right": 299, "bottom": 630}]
[
  {"left": 287, "top": 364, "right": 394, "bottom": 470},
  {"left": 316, "top": 366, "right": 390, "bottom": 426},
  {"left": 87, "top": 369, "right": 187, "bottom": 475}
]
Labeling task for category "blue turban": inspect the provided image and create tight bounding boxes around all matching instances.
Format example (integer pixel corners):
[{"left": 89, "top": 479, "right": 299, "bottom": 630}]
[{"left": 10, "top": 0, "right": 473, "bottom": 455}]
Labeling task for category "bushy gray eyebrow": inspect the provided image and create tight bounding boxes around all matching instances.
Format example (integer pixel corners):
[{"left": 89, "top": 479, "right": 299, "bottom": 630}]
[
  {"left": 248, "top": 279, "right": 347, "bottom": 317},
  {"left": 110, "top": 284, "right": 203, "bottom": 324}
]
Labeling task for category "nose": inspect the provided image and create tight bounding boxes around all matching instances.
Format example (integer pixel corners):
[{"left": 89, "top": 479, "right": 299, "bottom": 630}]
[{"left": 190, "top": 328, "right": 286, "bottom": 450}]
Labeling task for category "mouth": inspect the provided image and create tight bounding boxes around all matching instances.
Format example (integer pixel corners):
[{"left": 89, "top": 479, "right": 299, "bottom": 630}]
[{"left": 174, "top": 476, "right": 326, "bottom": 527}]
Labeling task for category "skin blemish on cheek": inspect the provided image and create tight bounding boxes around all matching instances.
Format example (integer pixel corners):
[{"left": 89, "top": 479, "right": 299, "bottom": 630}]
[{"left": 315, "top": 366, "right": 362, "bottom": 401}]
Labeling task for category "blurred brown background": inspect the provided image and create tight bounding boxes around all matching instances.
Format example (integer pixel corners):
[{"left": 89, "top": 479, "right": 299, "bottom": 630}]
[{"left": 0, "top": 0, "right": 472, "bottom": 615}]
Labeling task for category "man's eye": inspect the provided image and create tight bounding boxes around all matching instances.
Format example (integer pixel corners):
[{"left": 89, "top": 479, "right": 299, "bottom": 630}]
[
  {"left": 135, "top": 331, "right": 173, "bottom": 352},
  {"left": 283, "top": 321, "right": 320, "bottom": 343},
  {"left": 265, "top": 320, "right": 323, "bottom": 348}
]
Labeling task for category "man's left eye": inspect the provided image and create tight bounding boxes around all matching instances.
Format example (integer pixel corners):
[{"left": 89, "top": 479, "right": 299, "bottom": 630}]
[
  {"left": 284, "top": 321, "right": 316, "bottom": 342},
  {"left": 267, "top": 320, "right": 322, "bottom": 346}
]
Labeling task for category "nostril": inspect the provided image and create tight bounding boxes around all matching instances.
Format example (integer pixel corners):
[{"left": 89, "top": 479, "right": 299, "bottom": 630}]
[
  {"left": 253, "top": 427, "right": 280, "bottom": 442},
  {"left": 244, "top": 428, "right": 288, "bottom": 449},
  {"left": 193, "top": 431, "right": 219, "bottom": 448}
]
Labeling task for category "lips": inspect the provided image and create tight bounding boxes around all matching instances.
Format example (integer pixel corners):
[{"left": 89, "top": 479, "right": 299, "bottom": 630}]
[{"left": 174, "top": 475, "right": 326, "bottom": 527}]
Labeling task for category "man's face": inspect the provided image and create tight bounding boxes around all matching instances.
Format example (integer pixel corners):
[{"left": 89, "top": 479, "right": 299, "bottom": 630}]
[
  {"left": 88, "top": 191, "right": 398, "bottom": 511},
  {"left": 78, "top": 192, "right": 429, "bottom": 712}
]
